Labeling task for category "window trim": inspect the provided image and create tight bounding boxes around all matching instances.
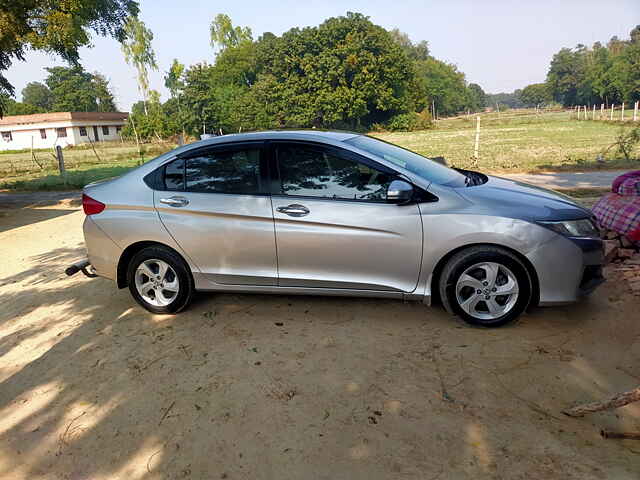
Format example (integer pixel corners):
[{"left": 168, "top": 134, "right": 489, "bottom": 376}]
[
  {"left": 102, "top": 125, "right": 110, "bottom": 135},
  {"left": 147, "top": 141, "right": 269, "bottom": 196},
  {"left": 1, "top": 131, "right": 13, "bottom": 142},
  {"left": 56, "top": 127, "right": 67, "bottom": 138},
  {"left": 270, "top": 140, "right": 401, "bottom": 204},
  {"left": 40, "top": 129, "right": 47, "bottom": 139},
  {"left": 79, "top": 126, "right": 87, "bottom": 137}
]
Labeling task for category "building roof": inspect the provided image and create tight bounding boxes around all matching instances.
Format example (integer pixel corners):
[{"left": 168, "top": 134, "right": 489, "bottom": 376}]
[{"left": 0, "top": 112, "right": 129, "bottom": 126}]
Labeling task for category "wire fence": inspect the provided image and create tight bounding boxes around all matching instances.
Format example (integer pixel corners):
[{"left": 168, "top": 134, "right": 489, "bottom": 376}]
[{"left": 0, "top": 141, "right": 172, "bottom": 179}]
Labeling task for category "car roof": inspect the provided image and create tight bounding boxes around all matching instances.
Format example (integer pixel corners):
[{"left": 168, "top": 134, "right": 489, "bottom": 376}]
[{"left": 183, "top": 130, "right": 360, "bottom": 149}]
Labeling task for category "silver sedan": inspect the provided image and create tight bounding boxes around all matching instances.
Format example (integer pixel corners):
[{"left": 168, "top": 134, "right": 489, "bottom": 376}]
[{"left": 73, "top": 131, "right": 604, "bottom": 327}]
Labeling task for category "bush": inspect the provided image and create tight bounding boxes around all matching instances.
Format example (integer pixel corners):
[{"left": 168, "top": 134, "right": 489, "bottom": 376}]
[{"left": 384, "top": 110, "right": 433, "bottom": 132}]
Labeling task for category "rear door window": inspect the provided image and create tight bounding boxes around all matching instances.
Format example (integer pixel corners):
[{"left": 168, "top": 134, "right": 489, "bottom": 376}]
[{"left": 161, "top": 146, "right": 263, "bottom": 194}]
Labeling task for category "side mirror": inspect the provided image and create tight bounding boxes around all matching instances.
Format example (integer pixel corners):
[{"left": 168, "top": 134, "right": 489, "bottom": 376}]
[{"left": 387, "top": 179, "right": 414, "bottom": 204}]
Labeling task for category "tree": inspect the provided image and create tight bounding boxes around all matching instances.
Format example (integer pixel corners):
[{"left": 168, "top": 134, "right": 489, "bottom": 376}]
[
  {"left": 121, "top": 17, "right": 158, "bottom": 114},
  {"left": 92, "top": 73, "right": 117, "bottom": 111},
  {"left": 389, "top": 29, "right": 429, "bottom": 61},
  {"left": 164, "top": 59, "right": 185, "bottom": 99},
  {"left": 467, "top": 83, "right": 487, "bottom": 111},
  {"left": 21, "top": 82, "right": 53, "bottom": 110},
  {"left": 210, "top": 14, "right": 253, "bottom": 52},
  {"left": 544, "top": 26, "right": 640, "bottom": 107},
  {"left": 44, "top": 66, "right": 117, "bottom": 112},
  {"left": 1, "top": 96, "right": 44, "bottom": 115},
  {"left": 415, "top": 57, "right": 469, "bottom": 117},
  {"left": 164, "top": 59, "right": 185, "bottom": 134},
  {"left": 519, "top": 83, "right": 552, "bottom": 107},
  {"left": 0, "top": 0, "right": 138, "bottom": 116}
]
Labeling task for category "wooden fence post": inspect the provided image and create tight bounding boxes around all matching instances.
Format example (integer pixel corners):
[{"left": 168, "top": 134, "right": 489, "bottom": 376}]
[
  {"left": 611, "top": 104, "right": 614, "bottom": 121},
  {"left": 56, "top": 146, "right": 65, "bottom": 176},
  {"left": 634, "top": 101, "right": 638, "bottom": 122},
  {"left": 621, "top": 103, "right": 625, "bottom": 121},
  {"left": 601, "top": 103, "right": 604, "bottom": 119},
  {"left": 473, "top": 115, "right": 480, "bottom": 165},
  {"left": 592, "top": 104, "right": 596, "bottom": 120}
]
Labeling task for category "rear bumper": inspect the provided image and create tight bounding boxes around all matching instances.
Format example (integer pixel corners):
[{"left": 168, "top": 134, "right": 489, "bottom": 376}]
[{"left": 83, "top": 216, "right": 121, "bottom": 281}]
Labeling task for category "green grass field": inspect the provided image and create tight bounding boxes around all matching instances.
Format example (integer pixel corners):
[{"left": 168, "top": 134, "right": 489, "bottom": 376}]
[
  {"left": 0, "top": 109, "right": 638, "bottom": 191},
  {"left": 376, "top": 110, "right": 639, "bottom": 172}
]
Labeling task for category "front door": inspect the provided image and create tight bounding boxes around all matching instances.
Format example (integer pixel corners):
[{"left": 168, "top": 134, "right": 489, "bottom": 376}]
[
  {"left": 270, "top": 142, "right": 423, "bottom": 292},
  {"left": 155, "top": 142, "right": 277, "bottom": 286}
]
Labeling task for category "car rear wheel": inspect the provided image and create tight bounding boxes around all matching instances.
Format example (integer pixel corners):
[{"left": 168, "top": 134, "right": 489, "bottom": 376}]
[
  {"left": 127, "top": 246, "right": 194, "bottom": 314},
  {"left": 439, "top": 246, "right": 533, "bottom": 327}
]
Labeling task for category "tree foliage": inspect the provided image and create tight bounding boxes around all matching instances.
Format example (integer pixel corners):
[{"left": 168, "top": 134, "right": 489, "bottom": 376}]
[
  {"left": 519, "top": 83, "right": 552, "bottom": 107},
  {"left": 121, "top": 16, "right": 157, "bottom": 112},
  {"left": 119, "top": 12, "right": 485, "bottom": 139},
  {"left": 21, "top": 82, "right": 53, "bottom": 110},
  {"left": 210, "top": 13, "right": 253, "bottom": 52},
  {"left": 2, "top": 66, "right": 118, "bottom": 115},
  {"left": 546, "top": 26, "right": 640, "bottom": 106},
  {"left": 0, "top": 0, "right": 138, "bottom": 116},
  {"left": 42, "top": 66, "right": 117, "bottom": 112}
]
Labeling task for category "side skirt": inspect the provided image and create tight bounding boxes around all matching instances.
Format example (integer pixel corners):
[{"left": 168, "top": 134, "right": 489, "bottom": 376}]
[{"left": 193, "top": 272, "right": 432, "bottom": 301}]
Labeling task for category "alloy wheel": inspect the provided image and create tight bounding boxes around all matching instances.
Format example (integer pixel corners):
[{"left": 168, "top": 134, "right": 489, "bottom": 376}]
[
  {"left": 455, "top": 262, "right": 519, "bottom": 320},
  {"left": 134, "top": 258, "right": 180, "bottom": 307}
]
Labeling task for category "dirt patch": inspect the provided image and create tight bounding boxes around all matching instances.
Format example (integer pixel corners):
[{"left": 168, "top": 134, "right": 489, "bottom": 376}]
[{"left": 0, "top": 204, "right": 639, "bottom": 479}]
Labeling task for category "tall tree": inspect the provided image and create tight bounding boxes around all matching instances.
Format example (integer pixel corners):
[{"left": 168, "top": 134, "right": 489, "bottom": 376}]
[
  {"left": 21, "top": 82, "right": 53, "bottom": 110},
  {"left": 164, "top": 59, "right": 185, "bottom": 99},
  {"left": 164, "top": 59, "right": 185, "bottom": 134},
  {"left": 467, "top": 83, "right": 487, "bottom": 111},
  {"left": 44, "top": 66, "right": 117, "bottom": 112},
  {"left": 0, "top": 0, "right": 138, "bottom": 116},
  {"left": 92, "top": 73, "right": 117, "bottom": 111},
  {"left": 121, "top": 17, "right": 158, "bottom": 114},
  {"left": 210, "top": 14, "right": 253, "bottom": 52},
  {"left": 519, "top": 83, "right": 552, "bottom": 106}
]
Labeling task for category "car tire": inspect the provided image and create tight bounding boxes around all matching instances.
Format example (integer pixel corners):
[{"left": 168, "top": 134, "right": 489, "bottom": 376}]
[
  {"left": 127, "top": 245, "right": 194, "bottom": 314},
  {"left": 439, "top": 246, "right": 533, "bottom": 327}
]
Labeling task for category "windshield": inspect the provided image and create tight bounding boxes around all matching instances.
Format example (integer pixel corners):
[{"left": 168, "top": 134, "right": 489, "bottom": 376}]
[{"left": 344, "top": 135, "right": 467, "bottom": 187}]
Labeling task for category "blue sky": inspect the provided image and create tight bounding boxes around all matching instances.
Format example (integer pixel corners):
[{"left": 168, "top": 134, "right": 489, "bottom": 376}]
[{"left": 5, "top": 0, "right": 640, "bottom": 111}]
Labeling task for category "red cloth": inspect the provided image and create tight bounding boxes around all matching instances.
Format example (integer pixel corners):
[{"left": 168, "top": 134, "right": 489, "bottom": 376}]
[
  {"left": 592, "top": 171, "right": 640, "bottom": 243},
  {"left": 612, "top": 170, "right": 640, "bottom": 195}
]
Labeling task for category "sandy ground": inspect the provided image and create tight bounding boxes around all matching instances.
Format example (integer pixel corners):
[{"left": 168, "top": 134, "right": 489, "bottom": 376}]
[{"left": 0, "top": 197, "right": 639, "bottom": 479}]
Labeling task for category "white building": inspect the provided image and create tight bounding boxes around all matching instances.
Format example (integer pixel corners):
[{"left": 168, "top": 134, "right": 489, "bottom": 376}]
[{"left": 0, "top": 111, "right": 129, "bottom": 151}]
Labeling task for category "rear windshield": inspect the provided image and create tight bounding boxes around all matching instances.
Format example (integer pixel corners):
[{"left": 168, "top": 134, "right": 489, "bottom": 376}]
[{"left": 344, "top": 135, "right": 466, "bottom": 187}]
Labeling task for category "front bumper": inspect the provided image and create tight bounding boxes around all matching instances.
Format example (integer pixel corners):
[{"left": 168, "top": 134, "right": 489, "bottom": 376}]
[{"left": 526, "top": 235, "right": 604, "bottom": 306}]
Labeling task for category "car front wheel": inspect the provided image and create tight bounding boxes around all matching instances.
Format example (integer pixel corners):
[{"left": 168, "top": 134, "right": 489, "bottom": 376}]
[
  {"left": 439, "top": 246, "right": 533, "bottom": 327},
  {"left": 127, "top": 246, "right": 194, "bottom": 314}
]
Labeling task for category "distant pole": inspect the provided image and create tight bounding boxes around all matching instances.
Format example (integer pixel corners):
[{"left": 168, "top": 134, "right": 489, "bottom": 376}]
[
  {"left": 610, "top": 104, "right": 614, "bottom": 121},
  {"left": 592, "top": 104, "right": 596, "bottom": 120},
  {"left": 56, "top": 146, "right": 65, "bottom": 176},
  {"left": 634, "top": 101, "right": 638, "bottom": 122},
  {"left": 601, "top": 103, "right": 604, "bottom": 119},
  {"left": 473, "top": 115, "right": 480, "bottom": 165},
  {"left": 621, "top": 102, "right": 625, "bottom": 121}
]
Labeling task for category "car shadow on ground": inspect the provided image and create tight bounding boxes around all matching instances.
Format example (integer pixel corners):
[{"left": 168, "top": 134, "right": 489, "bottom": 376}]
[{"left": 0, "top": 247, "right": 639, "bottom": 478}]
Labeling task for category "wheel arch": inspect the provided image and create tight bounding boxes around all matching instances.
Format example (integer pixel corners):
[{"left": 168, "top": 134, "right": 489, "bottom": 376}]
[
  {"left": 429, "top": 243, "right": 540, "bottom": 308},
  {"left": 117, "top": 241, "right": 191, "bottom": 289}
]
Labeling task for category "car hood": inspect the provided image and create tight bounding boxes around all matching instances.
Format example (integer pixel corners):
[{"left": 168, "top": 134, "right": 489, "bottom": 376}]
[{"left": 454, "top": 174, "right": 592, "bottom": 221}]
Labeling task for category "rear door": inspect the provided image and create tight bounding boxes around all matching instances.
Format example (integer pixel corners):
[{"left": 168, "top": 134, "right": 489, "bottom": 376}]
[
  {"left": 155, "top": 142, "right": 277, "bottom": 286},
  {"left": 270, "top": 142, "right": 423, "bottom": 292}
]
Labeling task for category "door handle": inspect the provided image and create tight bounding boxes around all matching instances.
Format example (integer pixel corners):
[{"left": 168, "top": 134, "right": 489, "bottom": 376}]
[
  {"left": 159, "top": 196, "right": 189, "bottom": 207},
  {"left": 276, "top": 204, "right": 310, "bottom": 217}
]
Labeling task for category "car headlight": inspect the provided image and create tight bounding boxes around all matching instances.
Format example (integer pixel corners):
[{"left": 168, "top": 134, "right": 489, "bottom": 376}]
[{"left": 538, "top": 218, "right": 599, "bottom": 238}]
